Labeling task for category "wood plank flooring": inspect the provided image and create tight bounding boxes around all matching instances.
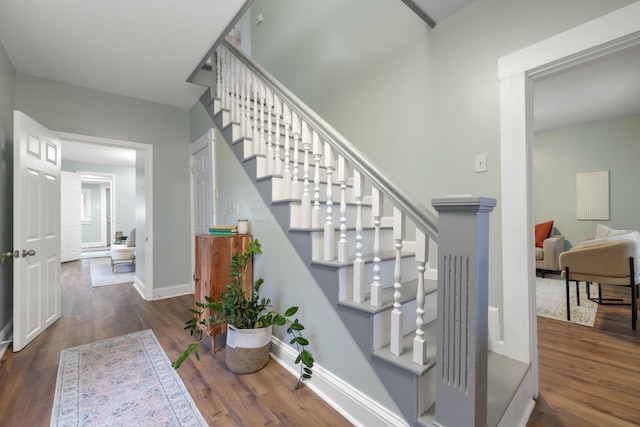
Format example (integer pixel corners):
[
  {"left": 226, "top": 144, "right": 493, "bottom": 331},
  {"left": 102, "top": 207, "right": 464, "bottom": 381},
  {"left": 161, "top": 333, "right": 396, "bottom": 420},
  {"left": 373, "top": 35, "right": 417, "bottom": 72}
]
[
  {"left": 0, "top": 259, "right": 351, "bottom": 427},
  {"left": 528, "top": 284, "right": 640, "bottom": 426}
]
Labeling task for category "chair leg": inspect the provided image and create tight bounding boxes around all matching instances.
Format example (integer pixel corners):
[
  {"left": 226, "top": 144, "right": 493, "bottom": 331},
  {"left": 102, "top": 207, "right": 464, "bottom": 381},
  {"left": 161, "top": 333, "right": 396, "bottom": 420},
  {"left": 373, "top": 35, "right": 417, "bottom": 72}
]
[
  {"left": 565, "top": 267, "right": 571, "bottom": 321},
  {"left": 630, "top": 258, "right": 636, "bottom": 330},
  {"left": 576, "top": 281, "right": 581, "bottom": 306}
]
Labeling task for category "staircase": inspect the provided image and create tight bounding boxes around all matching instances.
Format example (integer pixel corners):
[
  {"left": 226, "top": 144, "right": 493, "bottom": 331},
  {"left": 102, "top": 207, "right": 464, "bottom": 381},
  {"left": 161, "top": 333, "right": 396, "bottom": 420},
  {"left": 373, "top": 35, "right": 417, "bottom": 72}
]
[{"left": 190, "top": 40, "right": 530, "bottom": 427}]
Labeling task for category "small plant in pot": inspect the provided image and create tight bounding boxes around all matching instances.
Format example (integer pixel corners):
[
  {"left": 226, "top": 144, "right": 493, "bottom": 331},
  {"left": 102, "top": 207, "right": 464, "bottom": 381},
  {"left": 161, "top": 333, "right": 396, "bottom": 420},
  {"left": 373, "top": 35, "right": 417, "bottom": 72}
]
[{"left": 172, "top": 239, "right": 314, "bottom": 389}]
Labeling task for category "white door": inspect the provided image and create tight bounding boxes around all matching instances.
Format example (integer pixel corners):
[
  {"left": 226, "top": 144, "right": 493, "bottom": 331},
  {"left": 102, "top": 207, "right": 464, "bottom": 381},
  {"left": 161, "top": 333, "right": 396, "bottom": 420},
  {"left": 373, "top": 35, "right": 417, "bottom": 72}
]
[
  {"left": 61, "top": 171, "right": 81, "bottom": 262},
  {"left": 190, "top": 130, "right": 216, "bottom": 235},
  {"left": 13, "top": 111, "right": 61, "bottom": 351}
]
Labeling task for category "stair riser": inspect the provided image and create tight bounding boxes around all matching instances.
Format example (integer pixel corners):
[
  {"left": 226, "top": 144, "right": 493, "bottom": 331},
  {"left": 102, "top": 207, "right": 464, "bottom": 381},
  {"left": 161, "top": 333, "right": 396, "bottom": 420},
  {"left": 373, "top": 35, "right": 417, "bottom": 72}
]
[
  {"left": 337, "top": 256, "right": 420, "bottom": 301},
  {"left": 372, "top": 291, "right": 437, "bottom": 350}
]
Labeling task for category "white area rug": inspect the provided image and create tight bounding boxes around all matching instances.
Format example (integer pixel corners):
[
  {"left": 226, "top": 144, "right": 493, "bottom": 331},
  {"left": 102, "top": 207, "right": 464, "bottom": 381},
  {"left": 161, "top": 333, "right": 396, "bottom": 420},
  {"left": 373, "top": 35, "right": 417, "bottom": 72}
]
[
  {"left": 536, "top": 277, "right": 598, "bottom": 326},
  {"left": 50, "top": 330, "right": 207, "bottom": 427},
  {"left": 89, "top": 257, "right": 135, "bottom": 287}
]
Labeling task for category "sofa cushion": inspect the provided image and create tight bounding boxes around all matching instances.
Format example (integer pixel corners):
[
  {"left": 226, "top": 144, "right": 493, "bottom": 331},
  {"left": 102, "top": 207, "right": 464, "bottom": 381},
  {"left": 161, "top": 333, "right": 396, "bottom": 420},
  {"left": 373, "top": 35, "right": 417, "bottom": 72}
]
[
  {"left": 595, "top": 224, "right": 633, "bottom": 239},
  {"left": 126, "top": 228, "right": 136, "bottom": 247},
  {"left": 535, "top": 221, "right": 554, "bottom": 248}
]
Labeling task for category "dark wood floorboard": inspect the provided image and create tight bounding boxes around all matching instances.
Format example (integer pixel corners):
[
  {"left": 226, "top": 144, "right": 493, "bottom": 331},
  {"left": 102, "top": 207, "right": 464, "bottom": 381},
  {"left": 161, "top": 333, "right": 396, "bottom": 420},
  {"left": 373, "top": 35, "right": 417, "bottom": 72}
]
[
  {"left": 0, "top": 259, "right": 351, "bottom": 427},
  {"left": 528, "top": 284, "right": 640, "bottom": 426}
]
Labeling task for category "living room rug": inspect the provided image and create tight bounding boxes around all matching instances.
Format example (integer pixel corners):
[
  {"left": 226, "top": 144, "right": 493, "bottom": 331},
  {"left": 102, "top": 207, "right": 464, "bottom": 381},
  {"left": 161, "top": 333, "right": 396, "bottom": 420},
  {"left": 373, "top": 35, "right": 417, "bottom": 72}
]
[
  {"left": 536, "top": 277, "right": 598, "bottom": 326},
  {"left": 89, "top": 257, "right": 134, "bottom": 287},
  {"left": 50, "top": 329, "right": 207, "bottom": 427}
]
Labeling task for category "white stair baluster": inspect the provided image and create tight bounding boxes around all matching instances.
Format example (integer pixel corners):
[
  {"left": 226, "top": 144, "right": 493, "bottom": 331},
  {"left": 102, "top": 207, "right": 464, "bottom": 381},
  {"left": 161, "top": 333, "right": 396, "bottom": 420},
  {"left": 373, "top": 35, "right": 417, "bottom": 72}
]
[
  {"left": 312, "top": 131, "right": 322, "bottom": 228},
  {"left": 291, "top": 111, "right": 301, "bottom": 200},
  {"left": 337, "top": 155, "right": 348, "bottom": 263},
  {"left": 324, "top": 142, "right": 335, "bottom": 261},
  {"left": 301, "top": 120, "right": 311, "bottom": 228},
  {"left": 282, "top": 103, "right": 292, "bottom": 199},
  {"left": 413, "top": 229, "right": 428, "bottom": 365},
  {"left": 371, "top": 188, "right": 383, "bottom": 307},
  {"left": 215, "top": 50, "right": 222, "bottom": 103},
  {"left": 273, "top": 93, "right": 282, "bottom": 176},
  {"left": 390, "top": 206, "right": 405, "bottom": 356},
  {"left": 252, "top": 73, "right": 260, "bottom": 157},
  {"left": 258, "top": 81, "right": 266, "bottom": 156},
  {"left": 230, "top": 54, "right": 237, "bottom": 124},
  {"left": 353, "top": 170, "right": 365, "bottom": 303},
  {"left": 265, "top": 86, "right": 274, "bottom": 175}
]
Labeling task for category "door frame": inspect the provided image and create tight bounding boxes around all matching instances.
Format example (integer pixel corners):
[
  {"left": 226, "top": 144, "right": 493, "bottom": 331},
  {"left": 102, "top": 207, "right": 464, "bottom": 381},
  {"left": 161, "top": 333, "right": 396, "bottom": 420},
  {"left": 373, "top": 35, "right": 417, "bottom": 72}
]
[
  {"left": 58, "top": 131, "right": 155, "bottom": 301},
  {"left": 498, "top": 2, "right": 640, "bottom": 396}
]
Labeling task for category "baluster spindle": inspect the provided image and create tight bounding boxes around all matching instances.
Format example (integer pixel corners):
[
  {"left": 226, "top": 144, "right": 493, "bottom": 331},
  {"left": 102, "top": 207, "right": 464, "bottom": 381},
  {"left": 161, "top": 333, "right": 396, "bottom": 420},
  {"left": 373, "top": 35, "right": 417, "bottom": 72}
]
[
  {"left": 413, "top": 229, "right": 428, "bottom": 365},
  {"left": 312, "top": 131, "right": 322, "bottom": 228},
  {"left": 337, "top": 155, "right": 348, "bottom": 263},
  {"left": 252, "top": 74, "right": 260, "bottom": 157},
  {"left": 230, "top": 54, "right": 237, "bottom": 124},
  {"left": 273, "top": 93, "right": 282, "bottom": 176},
  {"left": 265, "top": 86, "right": 274, "bottom": 175},
  {"left": 324, "top": 142, "right": 335, "bottom": 261},
  {"left": 301, "top": 120, "right": 311, "bottom": 228},
  {"left": 390, "top": 206, "right": 405, "bottom": 356},
  {"left": 291, "top": 111, "right": 301, "bottom": 200},
  {"left": 240, "top": 65, "right": 249, "bottom": 138},
  {"left": 258, "top": 81, "right": 266, "bottom": 156},
  {"left": 223, "top": 48, "right": 231, "bottom": 114},
  {"left": 215, "top": 51, "right": 222, "bottom": 103},
  {"left": 282, "top": 103, "right": 292, "bottom": 199},
  {"left": 353, "top": 170, "right": 365, "bottom": 303},
  {"left": 371, "top": 188, "right": 383, "bottom": 307}
]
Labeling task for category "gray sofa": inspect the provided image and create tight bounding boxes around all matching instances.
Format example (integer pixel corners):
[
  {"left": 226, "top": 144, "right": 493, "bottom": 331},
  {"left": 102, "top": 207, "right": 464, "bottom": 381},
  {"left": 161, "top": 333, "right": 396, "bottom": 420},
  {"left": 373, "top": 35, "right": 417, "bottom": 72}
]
[{"left": 536, "top": 234, "right": 565, "bottom": 276}]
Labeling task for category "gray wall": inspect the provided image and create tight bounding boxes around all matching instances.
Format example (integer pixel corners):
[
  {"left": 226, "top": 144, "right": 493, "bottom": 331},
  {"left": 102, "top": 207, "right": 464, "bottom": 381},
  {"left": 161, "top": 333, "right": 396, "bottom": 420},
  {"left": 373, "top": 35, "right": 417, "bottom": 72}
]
[
  {"left": 534, "top": 114, "right": 640, "bottom": 249},
  {"left": 189, "top": 103, "right": 403, "bottom": 415},
  {"left": 81, "top": 183, "right": 102, "bottom": 244},
  {"left": 0, "top": 40, "right": 15, "bottom": 335},
  {"left": 62, "top": 160, "right": 137, "bottom": 242},
  {"left": 15, "top": 74, "right": 192, "bottom": 290},
  {"left": 249, "top": 0, "right": 636, "bottom": 312}
]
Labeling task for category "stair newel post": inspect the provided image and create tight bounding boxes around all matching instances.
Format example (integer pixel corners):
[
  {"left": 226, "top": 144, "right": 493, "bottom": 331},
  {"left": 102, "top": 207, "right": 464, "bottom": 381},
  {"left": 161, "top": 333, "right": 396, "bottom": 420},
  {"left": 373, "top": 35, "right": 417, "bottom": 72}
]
[
  {"left": 370, "top": 187, "right": 383, "bottom": 307},
  {"left": 431, "top": 196, "right": 496, "bottom": 427},
  {"left": 300, "top": 120, "right": 311, "bottom": 228},
  {"left": 282, "top": 103, "right": 292, "bottom": 199},
  {"left": 413, "top": 228, "right": 428, "bottom": 365},
  {"left": 273, "top": 93, "right": 282, "bottom": 176},
  {"left": 353, "top": 170, "right": 365, "bottom": 303},
  {"left": 390, "top": 206, "right": 406, "bottom": 356},
  {"left": 311, "top": 130, "right": 322, "bottom": 228},
  {"left": 323, "top": 142, "right": 335, "bottom": 261},
  {"left": 265, "top": 86, "right": 274, "bottom": 176},
  {"left": 337, "top": 155, "right": 349, "bottom": 263},
  {"left": 291, "top": 111, "right": 301, "bottom": 200}
]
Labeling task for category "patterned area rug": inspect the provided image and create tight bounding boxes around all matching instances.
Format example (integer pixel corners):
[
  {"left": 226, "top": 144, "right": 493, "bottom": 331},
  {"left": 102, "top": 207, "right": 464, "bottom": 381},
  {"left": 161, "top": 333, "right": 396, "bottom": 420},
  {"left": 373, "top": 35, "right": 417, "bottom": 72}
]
[
  {"left": 536, "top": 277, "right": 598, "bottom": 326},
  {"left": 50, "top": 330, "right": 207, "bottom": 427},
  {"left": 90, "top": 257, "right": 134, "bottom": 287}
]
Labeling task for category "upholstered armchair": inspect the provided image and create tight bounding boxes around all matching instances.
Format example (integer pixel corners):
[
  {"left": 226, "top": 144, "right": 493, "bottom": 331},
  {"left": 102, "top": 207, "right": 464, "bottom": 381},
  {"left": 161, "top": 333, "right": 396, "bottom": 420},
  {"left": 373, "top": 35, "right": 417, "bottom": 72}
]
[
  {"left": 536, "top": 234, "right": 565, "bottom": 276},
  {"left": 559, "top": 232, "right": 640, "bottom": 330},
  {"left": 110, "top": 228, "right": 136, "bottom": 272}
]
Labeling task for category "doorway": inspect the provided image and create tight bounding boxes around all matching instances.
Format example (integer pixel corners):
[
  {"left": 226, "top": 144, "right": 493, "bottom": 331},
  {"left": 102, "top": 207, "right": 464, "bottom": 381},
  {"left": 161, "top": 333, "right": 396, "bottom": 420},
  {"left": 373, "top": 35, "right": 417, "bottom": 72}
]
[
  {"left": 59, "top": 132, "right": 155, "bottom": 301},
  {"left": 498, "top": 3, "right": 640, "bottom": 396}
]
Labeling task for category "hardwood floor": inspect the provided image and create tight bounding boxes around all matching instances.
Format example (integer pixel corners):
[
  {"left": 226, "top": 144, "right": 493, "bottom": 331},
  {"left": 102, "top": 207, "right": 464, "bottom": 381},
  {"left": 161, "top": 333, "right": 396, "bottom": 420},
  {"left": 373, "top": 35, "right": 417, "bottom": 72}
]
[
  {"left": 528, "top": 284, "right": 640, "bottom": 426},
  {"left": 0, "top": 259, "right": 351, "bottom": 427}
]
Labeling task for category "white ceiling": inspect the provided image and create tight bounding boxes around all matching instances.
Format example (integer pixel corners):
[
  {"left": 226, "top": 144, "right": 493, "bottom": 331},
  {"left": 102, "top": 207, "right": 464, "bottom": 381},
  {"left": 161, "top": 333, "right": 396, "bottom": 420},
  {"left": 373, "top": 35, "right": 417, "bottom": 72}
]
[
  {"left": 534, "top": 43, "right": 640, "bottom": 132},
  {"left": 0, "top": 0, "right": 246, "bottom": 109}
]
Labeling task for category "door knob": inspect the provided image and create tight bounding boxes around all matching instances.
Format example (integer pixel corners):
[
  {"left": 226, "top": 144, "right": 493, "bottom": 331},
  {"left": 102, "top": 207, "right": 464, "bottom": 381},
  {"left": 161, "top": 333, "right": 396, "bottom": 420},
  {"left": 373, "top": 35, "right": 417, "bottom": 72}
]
[
  {"left": 22, "top": 249, "right": 36, "bottom": 257},
  {"left": 1, "top": 251, "right": 17, "bottom": 264}
]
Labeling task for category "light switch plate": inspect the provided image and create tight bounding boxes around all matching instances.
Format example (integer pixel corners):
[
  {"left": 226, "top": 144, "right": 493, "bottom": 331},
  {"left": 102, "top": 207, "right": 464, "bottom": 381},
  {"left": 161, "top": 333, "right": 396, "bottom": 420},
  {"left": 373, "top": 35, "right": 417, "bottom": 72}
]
[{"left": 475, "top": 154, "right": 487, "bottom": 173}]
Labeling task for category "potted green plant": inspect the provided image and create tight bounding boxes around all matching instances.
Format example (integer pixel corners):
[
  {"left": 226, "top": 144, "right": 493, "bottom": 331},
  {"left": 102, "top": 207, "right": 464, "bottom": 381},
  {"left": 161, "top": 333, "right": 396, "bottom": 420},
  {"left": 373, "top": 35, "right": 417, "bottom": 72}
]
[{"left": 172, "top": 239, "right": 314, "bottom": 389}]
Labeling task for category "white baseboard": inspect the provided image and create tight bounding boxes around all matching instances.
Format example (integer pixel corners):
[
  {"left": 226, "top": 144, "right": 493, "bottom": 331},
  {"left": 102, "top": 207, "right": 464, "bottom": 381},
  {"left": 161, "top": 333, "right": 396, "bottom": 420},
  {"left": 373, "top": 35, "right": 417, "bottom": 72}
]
[
  {"left": 269, "top": 337, "right": 409, "bottom": 427},
  {"left": 152, "top": 282, "right": 193, "bottom": 300},
  {"left": 0, "top": 319, "right": 13, "bottom": 360},
  {"left": 82, "top": 241, "right": 103, "bottom": 248},
  {"left": 498, "top": 368, "right": 535, "bottom": 427}
]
